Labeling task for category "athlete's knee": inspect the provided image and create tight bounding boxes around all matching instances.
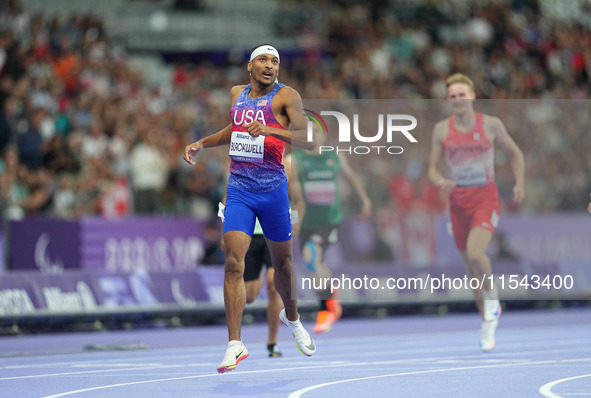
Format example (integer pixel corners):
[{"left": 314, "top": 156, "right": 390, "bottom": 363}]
[
  {"left": 466, "top": 250, "right": 488, "bottom": 267},
  {"left": 224, "top": 254, "right": 244, "bottom": 278},
  {"left": 273, "top": 256, "right": 292, "bottom": 273}
]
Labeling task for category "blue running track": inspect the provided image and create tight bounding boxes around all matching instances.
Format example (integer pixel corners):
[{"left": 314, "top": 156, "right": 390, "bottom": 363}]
[{"left": 1, "top": 308, "right": 590, "bottom": 397}]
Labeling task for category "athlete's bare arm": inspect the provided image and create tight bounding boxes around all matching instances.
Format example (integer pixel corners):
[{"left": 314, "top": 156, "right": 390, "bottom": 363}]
[
  {"left": 486, "top": 116, "right": 525, "bottom": 203},
  {"left": 183, "top": 86, "right": 245, "bottom": 165},
  {"left": 428, "top": 119, "right": 456, "bottom": 194},
  {"left": 338, "top": 153, "right": 372, "bottom": 222},
  {"left": 243, "top": 86, "right": 316, "bottom": 150},
  {"left": 283, "top": 153, "right": 305, "bottom": 236},
  {"left": 588, "top": 194, "right": 591, "bottom": 213}
]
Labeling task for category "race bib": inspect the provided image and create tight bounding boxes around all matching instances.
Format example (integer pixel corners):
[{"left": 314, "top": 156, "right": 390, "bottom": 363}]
[
  {"left": 452, "top": 163, "right": 486, "bottom": 186},
  {"left": 229, "top": 131, "right": 265, "bottom": 163},
  {"left": 304, "top": 180, "right": 336, "bottom": 204}
]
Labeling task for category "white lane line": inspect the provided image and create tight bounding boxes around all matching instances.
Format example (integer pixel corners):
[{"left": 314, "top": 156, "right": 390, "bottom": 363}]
[
  {"left": 0, "top": 364, "right": 189, "bottom": 381},
  {"left": 0, "top": 346, "right": 238, "bottom": 370},
  {"left": 2, "top": 317, "right": 589, "bottom": 361},
  {"left": 2, "top": 334, "right": 589, "bottom": 386},
  {"left": 4, "top": 343, "right": 589, "bottom": 381},
  {"left": 561, "top": 359, "right": 591, "bottom": 363},
  {"left": 539, "top": 373, "right": 591, "bottom": 398},
  {"left": 40, "top": 358, "right": 561, "bottom": 398},
  {"left": 288, "top": 360, "right": 557, "bottom": 398},
  {"left": 39, "top": 363, "right": 376, "bottom": 398},
  {"left": 316, "top": 345, "right": 591, "bottom": 361},
  {"left": 0, "top": 346, "right": 225, "bottom": 365},
  {"left": 2, "top": 333, "right": 589, "bottom": 369},
  {"left": 15, "top": 355, "right": 446, "bottom": 383}
]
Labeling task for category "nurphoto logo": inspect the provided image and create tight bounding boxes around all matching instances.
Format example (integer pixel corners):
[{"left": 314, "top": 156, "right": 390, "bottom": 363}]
[{"left": 304, "top": 108, "right": 418, "bottom": 155}]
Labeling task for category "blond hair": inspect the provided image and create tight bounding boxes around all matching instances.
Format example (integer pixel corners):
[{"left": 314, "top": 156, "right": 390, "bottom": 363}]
[{"left": 445, "top": 73, "right": 474, "bottom": 92}]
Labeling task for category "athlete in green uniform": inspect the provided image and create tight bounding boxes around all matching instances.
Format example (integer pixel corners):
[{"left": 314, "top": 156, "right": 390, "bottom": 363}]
[{"left": 284, "top": 139, "right": 371, "bottom": 333}]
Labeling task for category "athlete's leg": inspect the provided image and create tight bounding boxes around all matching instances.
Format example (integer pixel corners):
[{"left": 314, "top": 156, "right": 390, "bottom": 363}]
[
  {"left": 461, "top": 226, "right": 494, "bottom": 320},
  {"left": 265, "top": 268, "right": 282, "bottom": 347},
  {"left": 267, "top": 237, "right": 316, "bottom": 356},
  {"left": 451, "top": 194, "right": 500, "bottom": 351},
  {"left": 257, "top": 181, "right": 315, "bottom": 356},
  {"left": 254, "top": 181, "right": 298, "bottom": 319},
  {"left": 450, "top": 205, "right": 481, "bottom": 310},
  {"left": 217, "top": 186, "right": 257, "bottom": 373},
  {"left": 265, "top": 238, "right": 298, "bottom": 320},
  {"left": 223, "top": 230, "right": 252, "bottom": 341},
  {"left": 463, "top": 226, "right": 501, "bottom": 352}
]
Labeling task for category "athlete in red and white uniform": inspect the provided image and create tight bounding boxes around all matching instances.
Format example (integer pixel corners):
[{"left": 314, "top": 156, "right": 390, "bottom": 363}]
[
  {"left": 429, "top": 73, "right": 525, "bottom": 351},
  {"left": 443, "top": 111, "right": 499, "bottom": 249}
]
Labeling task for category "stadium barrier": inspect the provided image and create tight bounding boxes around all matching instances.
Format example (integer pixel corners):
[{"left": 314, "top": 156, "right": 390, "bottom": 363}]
[{"left": 1, "top": 215, "right": 589, "bottom": 329}]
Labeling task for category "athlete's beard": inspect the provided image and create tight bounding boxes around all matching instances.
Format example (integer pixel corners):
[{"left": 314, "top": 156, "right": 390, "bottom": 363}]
[
  {"left": 254, "top": 79, "right": 273, "bottom": 88},
  {"left": 252, "top": 71, "right": 276, "bottom": 88}
]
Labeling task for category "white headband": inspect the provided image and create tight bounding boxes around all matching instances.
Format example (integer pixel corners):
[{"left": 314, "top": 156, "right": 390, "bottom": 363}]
[{"left": 250, "top": 45, "right": 280, "bottom": 63}]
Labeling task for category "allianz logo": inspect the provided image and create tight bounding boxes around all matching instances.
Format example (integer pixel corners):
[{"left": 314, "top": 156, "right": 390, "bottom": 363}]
[{"left": 43, "top": 282, "right": 97, "bottom": 311}]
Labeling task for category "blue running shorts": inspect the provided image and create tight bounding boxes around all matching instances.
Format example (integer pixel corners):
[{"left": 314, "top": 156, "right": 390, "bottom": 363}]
[{"left": 223, "top": 180, "right": 292, "bottom": 242}]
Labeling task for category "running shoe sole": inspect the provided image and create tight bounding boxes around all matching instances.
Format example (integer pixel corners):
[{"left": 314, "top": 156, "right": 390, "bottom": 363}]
[{"left": 217, "top": 351, "right": 249, "bottom": 374}]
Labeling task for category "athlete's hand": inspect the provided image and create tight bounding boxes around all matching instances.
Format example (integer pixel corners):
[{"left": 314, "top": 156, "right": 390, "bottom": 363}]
[
  {"left": 243, "top": 121, "right": 271, "bottom": 138},
  {"left": 440, "top": 178, "right": 456, "bottom": 195},
  {"left": 513, "top": 184, "right": 525, "bottom": 204},
  {"left": 587, "top": 194, "right": 591, "bottom": 213},
  {"left": 183, "top": 141, "right": 203, "bottom": 165}
]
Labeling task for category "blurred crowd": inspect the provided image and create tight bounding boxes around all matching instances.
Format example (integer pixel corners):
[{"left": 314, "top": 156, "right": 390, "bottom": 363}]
[
  {"left": 0, "top": 0, "right": 229, "bottom": 222},
  {"left": 0, "top": 0, "right": 590, "bottom": 226},
  {"left": 274, "top": 0, "right": 591, "bottom": 214}
]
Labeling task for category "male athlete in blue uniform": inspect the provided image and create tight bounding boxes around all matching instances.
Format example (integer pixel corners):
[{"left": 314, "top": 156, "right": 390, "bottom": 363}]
[{"left": 184, "top": 44, "right": 317, "bottom": 373}]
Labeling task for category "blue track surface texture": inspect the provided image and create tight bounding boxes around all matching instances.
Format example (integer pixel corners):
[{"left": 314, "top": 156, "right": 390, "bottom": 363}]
[{"left": 1, "top": 308, "right": 590, "bottom": 397}]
